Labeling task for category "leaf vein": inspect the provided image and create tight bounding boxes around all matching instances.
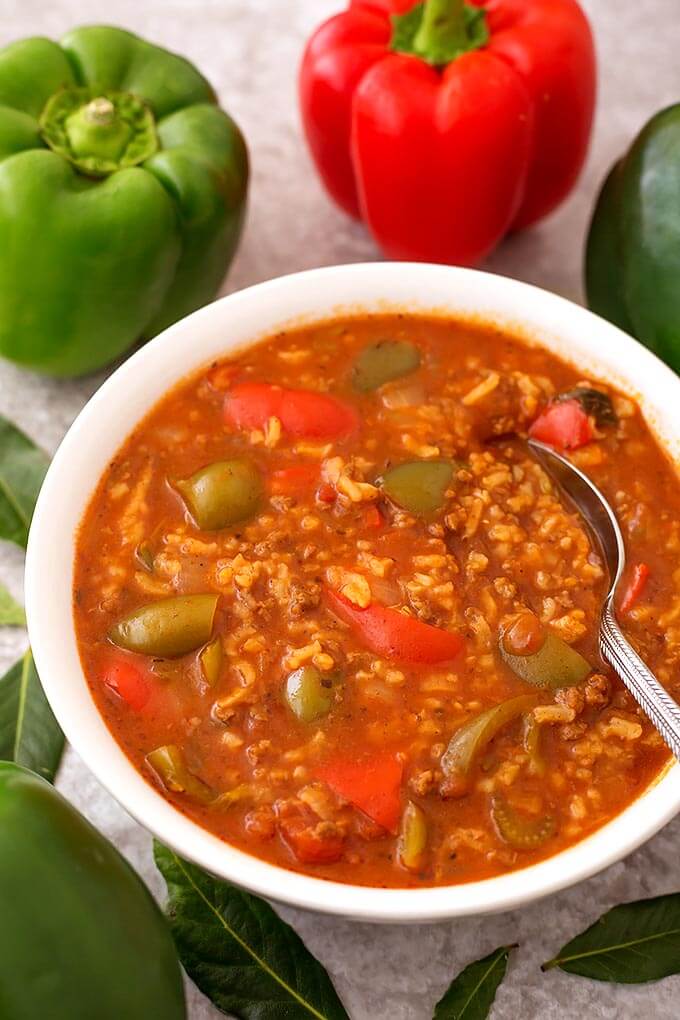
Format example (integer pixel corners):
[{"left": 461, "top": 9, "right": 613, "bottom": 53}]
[
  {"left": 170, "top": 851, "right": 329, "bottom": 1020},
  {"left": 558, "top": 926, "right": 680, "bottom": 967},
  {"left": 458, "top": 953, "right": 505, "bottom": 1018}
]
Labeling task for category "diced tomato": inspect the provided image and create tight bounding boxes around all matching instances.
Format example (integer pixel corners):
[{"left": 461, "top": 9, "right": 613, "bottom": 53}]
[
  {"left": 315, "top": 754, "right": 403, "bottom": 834},
  {"left": 317, "top": 482, "right": 336, "bottom": 503},
  {"left": 278, "top": 815, "right": 345, "bottom": 864},
  {"left": 102, "top": 658, "right": 151, "bottom": 711},
  {"left": 529, "top": 399, "right": 593, "bottom": 451},
  {"left": 270, "top": 464, "right": 319, "bottom": 496},
  {"left": 620, "top": 563, "right": 650, "bottom": 614},
  {"left": 362, "top": 505, "right": 383, "bottom": 529},
  {"left": 325, "top": 588, "right": 464, "bottom": 664},
  {"left": 224, "top": 382, "right": 358, "bottom": 439}
]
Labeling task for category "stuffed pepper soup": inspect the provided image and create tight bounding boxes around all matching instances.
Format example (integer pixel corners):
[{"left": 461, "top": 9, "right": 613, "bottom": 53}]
[{"left": 73, "top": 314, "right": 680, "bottom": 888}]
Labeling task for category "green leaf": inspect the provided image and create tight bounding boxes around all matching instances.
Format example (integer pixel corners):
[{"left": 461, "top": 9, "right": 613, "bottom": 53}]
[
  {"left": 433, "top": 945, "right": 514, "bottom": 1019},
  {"left": 0, "top": 582, "right": 25, "bottom": 626},
  {"left": 0, "top": 650, "right": 64, "bottom": 782},
  {"left": 543, "top": 893, "right": 680, "bottom": 982},
  {"left": 154, "top": 844, "right": 349, "bottom": 1020},
  {"left": 0, "top": 414, "right": 49, "bottom": 548}
]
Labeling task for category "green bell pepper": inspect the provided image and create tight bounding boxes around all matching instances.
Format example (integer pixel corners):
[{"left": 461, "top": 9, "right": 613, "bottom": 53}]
[
  {"left": 0, "top": 763, "right": 186, "bottom": 1019},
  {"left": 586, "top": 105, "right": 680, "bottom": 372},
  {"left": 109, "top": 593, "right": 219, "bottom": 658},
  {"left": 0, "top": 26, "right": 248, "bottom": 376}
]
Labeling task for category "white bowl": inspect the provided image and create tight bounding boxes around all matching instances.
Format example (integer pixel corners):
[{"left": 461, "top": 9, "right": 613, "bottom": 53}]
[{"left": 26, "top": 263, "right": 680, "bottom": 923}]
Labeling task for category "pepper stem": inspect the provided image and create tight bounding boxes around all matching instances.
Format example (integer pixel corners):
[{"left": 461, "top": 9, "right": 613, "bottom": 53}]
[
  {"left": 84, "top": 97, "right": 116, "bottom": 126},
  {"left": 390, "top": 0, "right": 489, "bottom": 67},
  {"left": 39, "top": 86, "right": 158, "bottom": 178},
  {"left": 414, "top": 0, "right": 468, "bottom": 60}
]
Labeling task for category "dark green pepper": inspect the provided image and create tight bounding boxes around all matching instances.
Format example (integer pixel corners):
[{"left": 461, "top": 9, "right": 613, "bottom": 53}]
[
  {"left": 109, "top": 594, "right": 218, "bottom": 657},
  {"left": 0, "top": 27, "right": 248, "bottom": 376},
  {"left": 175, "top": 459, "right": 261, "bottom": 531},
  {"left": 353, "top": 339, "right": 421, "bottom": 392},
  {"left": 586, "top": 105, "right": 680, "bottom": 372},
  {"left": 0, "top": 763, "right": 186, "bottom": 1019},
  {"left": 381, "top": 459, "right": 455, "bottom": 514}
]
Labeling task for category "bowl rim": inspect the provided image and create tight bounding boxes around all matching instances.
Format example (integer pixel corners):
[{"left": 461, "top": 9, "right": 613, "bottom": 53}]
[{"left": 25, "top": 261, "right": 680, "bottom": 923}]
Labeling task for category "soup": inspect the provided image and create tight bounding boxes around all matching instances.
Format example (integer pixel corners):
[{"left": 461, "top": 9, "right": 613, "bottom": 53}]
[{"left": 73, "top": 314, "right": 678, "bottom": 887}]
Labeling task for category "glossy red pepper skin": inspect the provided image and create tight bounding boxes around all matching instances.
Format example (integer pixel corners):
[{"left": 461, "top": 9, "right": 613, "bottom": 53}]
[
  {"left": 102, "top": 657, "right": 151, "bottom": 712},
  {"left": 528, "top": 398, "right": 593, "bottom": 450},
  {"left": 300, "top": 0, "right": 595, "bottom": 264},
  {"left": 326, "top": 587, "right": 464, "bottom": 663},
  {"left": 316, "top": 754, "right": 403, "bottom": 832},
  {"left": 224, "top": 382, "right": 359, "bottom": 440},
  {"left": 620, "top": 563, "right": 650, "bottom": 614}
]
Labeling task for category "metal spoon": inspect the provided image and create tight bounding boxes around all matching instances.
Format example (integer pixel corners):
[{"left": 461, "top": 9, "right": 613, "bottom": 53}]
[{"left": 528, "top": 437, "right": 680, "bottom": 761}]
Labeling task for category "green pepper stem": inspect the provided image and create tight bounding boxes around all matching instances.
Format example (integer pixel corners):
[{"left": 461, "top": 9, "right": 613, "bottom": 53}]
[
  {"left": 414, "top": 0, "right": 469, "bottom": 59},
  {"left": 84, "top": 97, "right": 116, "bottom": 126}
]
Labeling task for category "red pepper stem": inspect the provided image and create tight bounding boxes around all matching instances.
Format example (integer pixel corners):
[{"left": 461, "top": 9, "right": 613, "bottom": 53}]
[{"left": 414, "top": 0, "right": 469, "bottom": 59}]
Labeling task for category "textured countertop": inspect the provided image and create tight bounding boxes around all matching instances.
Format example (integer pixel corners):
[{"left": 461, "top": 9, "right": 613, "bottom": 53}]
[{"left": 1, "top": 1, "right": 680, "bottom": 1017}]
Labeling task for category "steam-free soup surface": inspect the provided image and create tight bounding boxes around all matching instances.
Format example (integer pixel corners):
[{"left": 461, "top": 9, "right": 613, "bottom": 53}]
[{"left": 74, "top": 315, "right": 678, "bottom": 887}]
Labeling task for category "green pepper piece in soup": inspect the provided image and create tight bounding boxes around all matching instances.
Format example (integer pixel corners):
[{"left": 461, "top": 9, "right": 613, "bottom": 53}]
[
  {"left": 353, "top": 340, "right": 420, "bottom": 392},
  {"left": 199, "top": 637, "right": 223, "bottom": 686},
  {"left": 398, "top": 801, "right": 427, "bottom": 872},
  {"left": 381, "top": 459, "right": 455, "bottom": 515},
  {"left": 285, "top": 665, "right": 332, "bottom": 722},
  {"left": 491, "top": 794, "right": 556, "bottom": 850},
  {"left": 175, "top": 459, "right": 261, "bottom": 531},
  {"left": 146, "top": 745, "right": 213, "bottom": 803},
  {"left": 500, "top": 613, "right": 591, "bottom": 689},
  {"left": 441, "top": 694, "right": 539, "bottom": 779},
  {"left": 109, "top": 594, "right": 218, "bottom": 658}
]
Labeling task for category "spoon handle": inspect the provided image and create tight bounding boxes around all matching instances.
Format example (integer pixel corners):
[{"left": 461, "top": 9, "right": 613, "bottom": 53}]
[{"left": 600, "top": 602, "right": 680, "bottom": 761}]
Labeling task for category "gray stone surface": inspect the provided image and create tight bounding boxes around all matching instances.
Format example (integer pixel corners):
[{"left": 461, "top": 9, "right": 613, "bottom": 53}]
[{"left": 1, "top": 1, "right": 679, "bottom": 1016}]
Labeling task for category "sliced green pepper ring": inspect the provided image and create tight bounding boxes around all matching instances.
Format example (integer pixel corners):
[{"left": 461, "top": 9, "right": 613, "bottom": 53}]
[
  {"left": 353, "top": 339, "right": 421, "bottom": 392},
  {"left": 109, "top": 594, "right": 218, "bottom": 658},
  {"left": 380, "top": 459, "right": 455, "bottom": 515},
  {"left": 491, "top": 793, "right": 556, "bottom": 850},
  {"left": 174, "top": 458, "right": 262, "bottom": 531}
]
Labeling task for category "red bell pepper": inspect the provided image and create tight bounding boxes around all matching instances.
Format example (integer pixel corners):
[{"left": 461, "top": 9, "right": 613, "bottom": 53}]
[
  {"left": 326, "top": 587, "right": 464, "bottom": 663},
  {"left": 316, "top": 754, "right": 403, "bottom": 832},
  {"left": 620, "top": 563, "right": 650, "bottom": 614},
  {"left": 102, "top": 657, "right": 151, "bottom": 712},
  {"left": 224, "top": 382, "right": 358, "bottom": 440},
  {"left": 529, "top": 398, "right": 593, "bottom": 450},
  {"left": 300, "top": 0, "right": 595, "bottom": 264}
]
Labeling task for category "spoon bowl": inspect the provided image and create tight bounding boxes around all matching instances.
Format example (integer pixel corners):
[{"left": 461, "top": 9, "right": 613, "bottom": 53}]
[{"left": 528, "top": 438, "right": 680, "bottom": 761}]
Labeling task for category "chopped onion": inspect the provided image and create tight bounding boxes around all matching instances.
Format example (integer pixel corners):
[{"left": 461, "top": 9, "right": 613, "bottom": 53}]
[
  {"left": 381, "top": 380, "right": 425, "bottom": 409},
  {"left": 368, "top": 575, "right": 402, "bottom": 607}
]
